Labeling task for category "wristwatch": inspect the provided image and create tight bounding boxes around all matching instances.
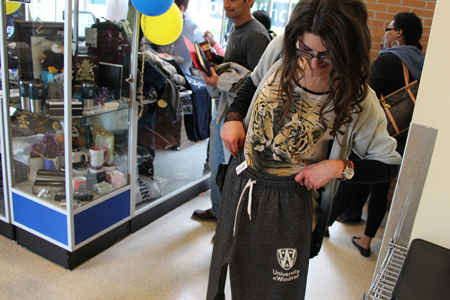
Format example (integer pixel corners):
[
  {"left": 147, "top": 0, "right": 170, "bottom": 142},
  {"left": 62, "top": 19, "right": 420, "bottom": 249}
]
[{"left": 340, "top": 159, "right": 354, "bottom": 181}]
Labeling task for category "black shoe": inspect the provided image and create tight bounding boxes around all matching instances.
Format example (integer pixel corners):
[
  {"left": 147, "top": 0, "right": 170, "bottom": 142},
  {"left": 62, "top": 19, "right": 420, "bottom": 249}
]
[
  {"left": 192, "top": 208, "right": 217, "bottom": 222},
  {"left": 324, "top": 229, "right": 330, "bottom": 238},
  {"left": 352, "top": 237, "right": 371, "bottom": 257}
]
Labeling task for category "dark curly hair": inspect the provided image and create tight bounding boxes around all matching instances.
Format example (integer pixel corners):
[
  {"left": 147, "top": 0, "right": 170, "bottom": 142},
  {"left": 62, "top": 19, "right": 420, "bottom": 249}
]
[
  {"left": 175, "top": 0, "right": 189, "bottom": 11},
  {"left": 253, "top": 10, "right": 271, "bottom": 30},
  {"left": 278, "top": 0, "right": 371, "bottom": 139},
  {"left": 394, "top": 12, "right": 423, "bottom": 50}
]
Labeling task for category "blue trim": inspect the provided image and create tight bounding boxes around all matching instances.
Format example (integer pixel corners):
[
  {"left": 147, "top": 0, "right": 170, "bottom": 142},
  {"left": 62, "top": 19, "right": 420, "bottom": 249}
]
[
  {"left": 74, "top": 191, "right": 130, "bottom": 245},
  {"left": 12, "top": 193, "right": 68, "bottom": 245}
]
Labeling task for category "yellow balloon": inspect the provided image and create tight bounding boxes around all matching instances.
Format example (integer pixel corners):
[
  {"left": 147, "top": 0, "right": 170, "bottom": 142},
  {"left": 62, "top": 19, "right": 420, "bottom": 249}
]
[
  {"left": 6, "top": 1, "right": 22, "bottom": 15},
  {"left": 141, "top": 4, "right": 183, "bottom": 46}
]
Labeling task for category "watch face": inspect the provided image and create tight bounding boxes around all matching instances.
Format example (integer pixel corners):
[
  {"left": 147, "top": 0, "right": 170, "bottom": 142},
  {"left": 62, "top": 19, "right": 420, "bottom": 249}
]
[{"left": 344, "top": 168, "right": 354, "bottom": 180}]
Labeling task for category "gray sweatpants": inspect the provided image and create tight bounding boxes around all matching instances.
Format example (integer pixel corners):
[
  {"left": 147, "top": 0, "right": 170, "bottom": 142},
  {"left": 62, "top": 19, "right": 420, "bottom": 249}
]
[{"left": 207, "top": 153, "right": 313, "bottom": 300}]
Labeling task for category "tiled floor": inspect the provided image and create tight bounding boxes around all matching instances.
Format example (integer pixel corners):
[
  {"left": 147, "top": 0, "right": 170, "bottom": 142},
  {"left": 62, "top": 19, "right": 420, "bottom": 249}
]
[{"left": 0, "top": 190, "right": 385, "bottom": 300}]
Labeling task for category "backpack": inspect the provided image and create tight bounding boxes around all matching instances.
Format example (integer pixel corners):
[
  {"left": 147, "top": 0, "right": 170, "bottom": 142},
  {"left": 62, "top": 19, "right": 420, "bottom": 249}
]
[{"left": 87, "top": 20, "right": 131, "bottom": 98}]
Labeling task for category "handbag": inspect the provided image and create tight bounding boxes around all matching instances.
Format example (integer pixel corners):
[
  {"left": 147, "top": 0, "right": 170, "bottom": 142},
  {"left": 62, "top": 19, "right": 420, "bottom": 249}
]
[
  {"left": 216, "top": 154, "right": 234, "bottom": 194},
  {"left": 379, "top": 62, "right": 418, "bottom": 138},
  {"left": 216, "top": 162, "right": 228, "bottom": 194}
]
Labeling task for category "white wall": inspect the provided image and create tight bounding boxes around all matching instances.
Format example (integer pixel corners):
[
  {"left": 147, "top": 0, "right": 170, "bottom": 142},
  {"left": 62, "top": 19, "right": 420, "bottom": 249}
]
[{"left": 409, "top": 0, "right": 450, "bottom": 248}]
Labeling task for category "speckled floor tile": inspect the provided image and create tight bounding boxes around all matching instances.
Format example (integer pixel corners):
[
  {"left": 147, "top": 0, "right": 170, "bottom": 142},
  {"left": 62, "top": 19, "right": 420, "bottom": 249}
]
[{"left": 0, "top": 192, "right": 384, "bottom": 300}]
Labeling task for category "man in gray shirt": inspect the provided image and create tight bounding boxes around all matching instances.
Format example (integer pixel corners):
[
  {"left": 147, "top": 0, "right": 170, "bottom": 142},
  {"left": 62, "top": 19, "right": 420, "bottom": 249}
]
[{"left": 192, "top": 0, "right": 270, "bottom": 229}]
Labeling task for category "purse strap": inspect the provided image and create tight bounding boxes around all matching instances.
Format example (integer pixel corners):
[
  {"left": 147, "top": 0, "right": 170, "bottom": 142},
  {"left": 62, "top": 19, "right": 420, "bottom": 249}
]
[
  {"left": 379, "top": 62, "right": 417, "bottom": 135},
  {"left": 401, "top": 62, "right": 417, "bottom": 104}
]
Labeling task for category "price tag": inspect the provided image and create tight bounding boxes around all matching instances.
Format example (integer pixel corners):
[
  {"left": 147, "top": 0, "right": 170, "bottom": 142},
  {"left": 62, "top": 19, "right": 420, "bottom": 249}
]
[{"left": 236, "top": 160, "right": 248, "bottom": 175}]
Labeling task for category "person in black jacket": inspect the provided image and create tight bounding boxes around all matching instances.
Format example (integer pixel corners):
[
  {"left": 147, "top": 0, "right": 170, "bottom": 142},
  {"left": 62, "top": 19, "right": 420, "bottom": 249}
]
[{"left": 327, "top": 12, "right": 425, "bottom": 257}]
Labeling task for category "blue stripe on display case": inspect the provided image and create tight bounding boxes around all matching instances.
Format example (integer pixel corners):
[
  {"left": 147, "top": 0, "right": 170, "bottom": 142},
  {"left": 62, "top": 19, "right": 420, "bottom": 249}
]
[
  {"left": 74, "top": 190, "right": 130, "bottom": 245},
  {"left": 12, "top": 193, "right": 68, "bottom": 245}
]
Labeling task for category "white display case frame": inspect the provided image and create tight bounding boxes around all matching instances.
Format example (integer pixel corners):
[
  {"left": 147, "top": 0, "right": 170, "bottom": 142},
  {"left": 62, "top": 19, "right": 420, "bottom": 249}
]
[{"left": 0, "top": 0, "right": 140, "bottom": 268}]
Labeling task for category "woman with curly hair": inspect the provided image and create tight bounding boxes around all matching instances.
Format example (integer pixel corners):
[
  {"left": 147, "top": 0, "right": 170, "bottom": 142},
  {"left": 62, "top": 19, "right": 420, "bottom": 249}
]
[{"left": 207, "top": 0, "right": 402, "bottom": 298}]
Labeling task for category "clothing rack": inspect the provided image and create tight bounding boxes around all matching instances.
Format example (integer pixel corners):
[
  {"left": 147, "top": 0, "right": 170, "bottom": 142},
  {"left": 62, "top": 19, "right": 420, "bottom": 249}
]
[
  {"left": 360, "top": 124, "right": 439, "bottom": 300},
  {"left": 361, "top": 239, "right": 408, "bottom": 300}
]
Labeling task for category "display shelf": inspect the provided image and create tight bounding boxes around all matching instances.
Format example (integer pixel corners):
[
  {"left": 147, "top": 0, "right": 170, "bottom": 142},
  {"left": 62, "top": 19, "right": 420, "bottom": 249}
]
[
  {"left": 12, "top": 180, "right": 128, "bottom": 210},
  {"left": 9, "top": 98, "right": 130, "bottom": 119},
  {"left": 9, "top": 104, "right": 131, "bottom": 208}
]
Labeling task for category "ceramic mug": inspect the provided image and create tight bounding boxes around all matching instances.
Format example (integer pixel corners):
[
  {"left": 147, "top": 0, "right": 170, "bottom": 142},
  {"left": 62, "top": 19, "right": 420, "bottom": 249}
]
[
  {"left": 103, "top": 165, "right": 116, "bottom": 173},
  {"left": 73, "top": 176, "right": 87, "bottom": 193},
  {"left": 72, "top": 149, "right": 88, "bottom": 163},
  {"left": 74, "top": 167, "right": 88, "bottom": 176},
  {"left": 43, "top": 156, "right": 60, "bottom": 170},
  {"left": 89, "top": 166, "right": 104, "bottom": 174},
  {"left": 89, "top": 147, "right": 109, "bottom": 168},
  {"left": 28, "top": 156, "right": 44, "bottom": 184}
]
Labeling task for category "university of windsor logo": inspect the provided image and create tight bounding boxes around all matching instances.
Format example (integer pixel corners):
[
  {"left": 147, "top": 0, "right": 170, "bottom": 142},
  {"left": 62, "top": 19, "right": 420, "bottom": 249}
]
[{"left": 277, "top": 248, "right": 297, "bottom": 271}]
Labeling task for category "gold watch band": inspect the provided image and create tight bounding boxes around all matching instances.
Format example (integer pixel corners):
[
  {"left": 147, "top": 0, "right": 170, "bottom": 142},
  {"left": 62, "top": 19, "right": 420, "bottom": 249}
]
[
  {"left": 342, "top": 159, "right": 353, "bottom": 171},
  {"left": 340, "top": 159, "right": 354, "bottom": 181}
]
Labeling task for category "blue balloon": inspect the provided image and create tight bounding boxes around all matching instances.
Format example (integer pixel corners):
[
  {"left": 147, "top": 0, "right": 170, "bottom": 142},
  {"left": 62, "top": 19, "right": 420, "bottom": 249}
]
[{"left": 132, "top": 0, "right": 174, "bottom": 17}]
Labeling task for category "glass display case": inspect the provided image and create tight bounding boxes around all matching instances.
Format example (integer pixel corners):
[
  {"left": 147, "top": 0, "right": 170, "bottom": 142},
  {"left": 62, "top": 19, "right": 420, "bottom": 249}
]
[
  {"left": 0, "top": 0, "right": 138, "bottom": 269},
  {"left": 5, "top": 3, "right": 136, "bottom": 205},
  {"left": 1, "top": 0, "right": 222, "bottom": 271},
  {"left": 1, "top": 0, "right": 211, "bottom": 268}
]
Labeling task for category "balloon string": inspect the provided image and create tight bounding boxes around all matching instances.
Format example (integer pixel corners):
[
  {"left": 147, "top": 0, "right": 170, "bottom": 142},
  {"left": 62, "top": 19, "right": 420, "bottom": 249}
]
[
  {"left": 36, "top": 21, "right": 44, "bottom": 34},
  {"left": 138, "top": 15, "right": 145, "bottom": 118},
  {"left": 36, "top": 0, "right": 44, "bottom": 33}
]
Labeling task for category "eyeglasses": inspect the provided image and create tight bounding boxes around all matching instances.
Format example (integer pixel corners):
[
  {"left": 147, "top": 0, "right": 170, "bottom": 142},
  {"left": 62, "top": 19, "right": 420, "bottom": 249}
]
[
  {"left": 385, "top": 28, "right": 397, "bottom": 32},
  {"left": 295, "top": 48, "right": 331, "bottom": 64}
]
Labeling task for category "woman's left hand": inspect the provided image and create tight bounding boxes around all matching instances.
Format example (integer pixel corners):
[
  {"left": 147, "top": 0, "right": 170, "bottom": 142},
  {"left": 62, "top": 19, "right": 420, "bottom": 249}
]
[{"left": 295, "top": 159, "right": 344, "bottom": 190}]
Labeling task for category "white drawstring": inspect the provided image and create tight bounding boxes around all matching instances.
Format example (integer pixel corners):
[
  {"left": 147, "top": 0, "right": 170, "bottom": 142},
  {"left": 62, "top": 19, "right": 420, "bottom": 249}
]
[{"left": 233, "top": 178, "right": 256, "bottom": 236}]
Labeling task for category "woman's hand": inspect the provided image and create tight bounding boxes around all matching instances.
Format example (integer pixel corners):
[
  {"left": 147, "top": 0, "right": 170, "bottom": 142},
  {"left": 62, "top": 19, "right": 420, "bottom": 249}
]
[
  {"left": 203, "top": 30, "right": 217, "bottom": 46},
  {"left": 295, "top": 159, "right": 344, "bottom": 190},
  {"left": 221, "top": 121, "right": 246, "bottom": 157}
]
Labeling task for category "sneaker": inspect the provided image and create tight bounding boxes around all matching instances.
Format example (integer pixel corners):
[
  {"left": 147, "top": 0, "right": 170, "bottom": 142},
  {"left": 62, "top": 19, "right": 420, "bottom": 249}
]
[{"left": 192, "top": 208, "right": 217, "bottom": 222}]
